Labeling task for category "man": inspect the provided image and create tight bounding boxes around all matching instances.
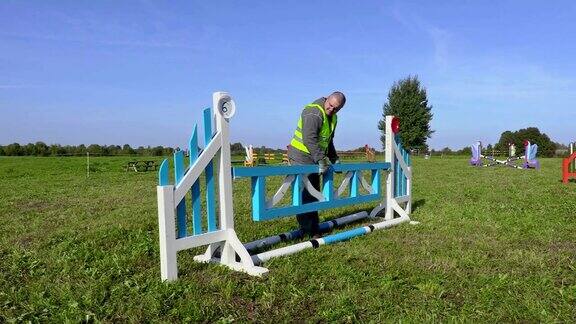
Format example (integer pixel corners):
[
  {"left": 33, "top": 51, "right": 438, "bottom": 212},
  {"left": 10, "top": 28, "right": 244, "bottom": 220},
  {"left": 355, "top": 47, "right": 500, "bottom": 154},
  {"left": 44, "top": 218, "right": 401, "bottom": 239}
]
[{"left": 287, "top": 91, "right": 346, "bottom": 238}]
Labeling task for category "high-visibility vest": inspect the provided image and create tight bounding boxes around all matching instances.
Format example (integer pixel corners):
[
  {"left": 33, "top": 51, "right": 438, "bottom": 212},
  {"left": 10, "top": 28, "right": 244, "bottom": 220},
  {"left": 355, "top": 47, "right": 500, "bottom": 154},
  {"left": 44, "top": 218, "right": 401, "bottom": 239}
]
[{"left": 290, "top": 103, "right": 337, "bottom": 154}]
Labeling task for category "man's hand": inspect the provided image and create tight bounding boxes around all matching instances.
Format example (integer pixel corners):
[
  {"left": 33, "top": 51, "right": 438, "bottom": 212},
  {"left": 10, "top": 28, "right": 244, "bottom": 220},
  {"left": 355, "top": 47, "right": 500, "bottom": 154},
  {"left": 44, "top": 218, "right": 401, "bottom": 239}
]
[{"left": 318, "top": 157, "right": 331, "bottom": 174}]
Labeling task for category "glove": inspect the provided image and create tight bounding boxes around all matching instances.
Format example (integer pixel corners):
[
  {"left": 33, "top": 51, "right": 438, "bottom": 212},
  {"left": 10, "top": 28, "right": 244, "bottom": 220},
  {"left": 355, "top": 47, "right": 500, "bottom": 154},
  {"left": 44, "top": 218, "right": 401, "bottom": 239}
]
[{"left": 318, "top": 157, "right": 331, "bottom": 174}]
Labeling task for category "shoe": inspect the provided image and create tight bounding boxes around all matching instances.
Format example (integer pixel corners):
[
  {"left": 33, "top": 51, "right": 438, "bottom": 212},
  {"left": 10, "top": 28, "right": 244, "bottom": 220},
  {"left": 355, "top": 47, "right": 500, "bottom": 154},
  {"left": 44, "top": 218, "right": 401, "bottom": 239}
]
[{"left": 311, "top": 233, "right": 323, "bottom": 240}]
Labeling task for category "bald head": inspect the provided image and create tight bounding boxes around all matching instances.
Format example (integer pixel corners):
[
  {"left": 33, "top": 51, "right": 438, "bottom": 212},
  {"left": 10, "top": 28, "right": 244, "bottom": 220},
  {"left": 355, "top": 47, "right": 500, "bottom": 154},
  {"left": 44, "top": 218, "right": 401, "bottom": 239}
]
[{"left": 324, "top": 91, "right": 346, "bottom": 116}]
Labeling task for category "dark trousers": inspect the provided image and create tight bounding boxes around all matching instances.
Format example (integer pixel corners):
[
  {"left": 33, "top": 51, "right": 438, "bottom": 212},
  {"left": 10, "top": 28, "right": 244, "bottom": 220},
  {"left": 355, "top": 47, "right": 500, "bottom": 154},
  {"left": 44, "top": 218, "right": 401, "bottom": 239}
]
[{"left": 296, "top": 173, "right": 320, "bottom": 236}]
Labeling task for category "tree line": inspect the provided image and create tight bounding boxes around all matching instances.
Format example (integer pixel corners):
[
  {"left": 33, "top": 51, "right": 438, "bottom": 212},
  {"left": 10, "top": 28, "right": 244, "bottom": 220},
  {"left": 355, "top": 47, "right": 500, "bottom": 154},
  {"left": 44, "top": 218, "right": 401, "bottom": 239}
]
[
  {"left": 2, "top": 138, "right": 563, "bottom": 158},
  {"left": 0, "top": 142, "right": 175, "bottom": 157},
  {"left": 1, "top": 142, "right": 293, "bottom": 157}
]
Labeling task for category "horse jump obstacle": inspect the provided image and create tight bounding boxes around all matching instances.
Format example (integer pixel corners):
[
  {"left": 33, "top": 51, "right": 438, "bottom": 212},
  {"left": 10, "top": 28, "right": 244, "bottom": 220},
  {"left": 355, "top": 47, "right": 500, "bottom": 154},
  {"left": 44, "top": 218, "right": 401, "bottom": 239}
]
[
  {"left": 243, "top": 145, "right": 258, "bottom": 167},
  {"left": 245, "top": 145, "right": 373, "bottom": 166},
  {"left": 365, "top": 144, "right": 376, "bottom": 162},
  {"left": 563, "top": 142, "right": 576, "bottom": 183},
  {"left": 263, "top": 152, "right": 289, "bottom": 164},
  {"left": 264, "top": 153, "right": 275, "bottom": 163},
  {"left": 470, "top": 140, "right": 540, "bottom": 169},
  {"left": 319, "top": 145, "right": 377, "bottom": 162},
  {"left": 244, "top": 146, "right": 289, "bottom": 166},
  {"left": 282, "top": 147, "right": 289, "bottom": 164},
  {"left": 156, "top": 92, "right": 414, "bottom": 281}
]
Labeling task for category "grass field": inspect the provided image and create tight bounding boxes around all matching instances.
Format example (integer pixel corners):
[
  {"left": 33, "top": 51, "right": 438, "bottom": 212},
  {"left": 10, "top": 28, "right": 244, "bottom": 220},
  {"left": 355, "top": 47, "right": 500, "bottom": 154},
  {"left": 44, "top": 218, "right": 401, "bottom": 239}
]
[{"left": 1, "top": 156, "right": 575, "bottom": 322}]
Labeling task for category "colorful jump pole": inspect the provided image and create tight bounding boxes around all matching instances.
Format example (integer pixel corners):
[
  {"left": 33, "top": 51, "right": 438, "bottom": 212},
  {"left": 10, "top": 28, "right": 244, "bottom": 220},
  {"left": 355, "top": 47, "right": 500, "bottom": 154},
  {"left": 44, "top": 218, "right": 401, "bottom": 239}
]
[{"left": 244, "top": 211, "right": 369, "bottom": 252}]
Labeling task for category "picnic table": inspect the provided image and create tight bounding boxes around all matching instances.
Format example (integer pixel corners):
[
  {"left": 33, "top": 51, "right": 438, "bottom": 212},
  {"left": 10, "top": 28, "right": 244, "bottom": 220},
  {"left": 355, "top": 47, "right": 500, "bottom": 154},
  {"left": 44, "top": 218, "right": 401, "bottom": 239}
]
[{"left": 125, "top": 160, "right": 158, "bottom": 172}]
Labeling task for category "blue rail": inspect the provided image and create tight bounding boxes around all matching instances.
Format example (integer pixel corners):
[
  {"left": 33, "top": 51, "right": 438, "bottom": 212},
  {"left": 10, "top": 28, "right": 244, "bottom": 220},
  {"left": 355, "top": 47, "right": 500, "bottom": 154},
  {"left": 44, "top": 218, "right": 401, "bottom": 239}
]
[
  {"left": 233, "top": 162, "right": 391, "bottom": 221},
  {"left": 233, "top": 162, "right": 390, "bottom": 178}
]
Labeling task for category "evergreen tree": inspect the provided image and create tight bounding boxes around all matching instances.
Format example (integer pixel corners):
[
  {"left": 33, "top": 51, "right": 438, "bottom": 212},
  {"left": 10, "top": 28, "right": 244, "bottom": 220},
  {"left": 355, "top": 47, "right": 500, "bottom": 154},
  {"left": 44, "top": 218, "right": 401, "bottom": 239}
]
[{"left": 378, "top": 75, "right": 433, "bottom": 151}]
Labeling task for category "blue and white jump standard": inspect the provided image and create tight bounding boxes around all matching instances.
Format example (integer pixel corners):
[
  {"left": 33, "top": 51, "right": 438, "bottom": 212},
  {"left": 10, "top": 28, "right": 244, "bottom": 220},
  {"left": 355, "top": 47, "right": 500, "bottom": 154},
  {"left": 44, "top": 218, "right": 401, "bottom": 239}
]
[{"left": 156, "top": 92, "right": 416, "bottom": 281}]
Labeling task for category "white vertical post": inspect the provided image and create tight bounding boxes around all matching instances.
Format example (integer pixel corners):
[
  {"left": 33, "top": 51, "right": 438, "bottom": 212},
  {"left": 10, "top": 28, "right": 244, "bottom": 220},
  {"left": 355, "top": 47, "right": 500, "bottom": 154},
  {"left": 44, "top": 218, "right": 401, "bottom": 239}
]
[
  {"left": 157, "top": 185, "right": 178, "bottom": 281},
  {"left": 213, "top": 92, "right": 235, "bottom": 231},
  {"left": 86, "top": 152, "right": 90, "bottom": 178},
  {"left": 212, "top": 92, "right": 240, "bottom": 267},
  {"left": 384, "top": 116, "right": 394, "bottom": 220}
]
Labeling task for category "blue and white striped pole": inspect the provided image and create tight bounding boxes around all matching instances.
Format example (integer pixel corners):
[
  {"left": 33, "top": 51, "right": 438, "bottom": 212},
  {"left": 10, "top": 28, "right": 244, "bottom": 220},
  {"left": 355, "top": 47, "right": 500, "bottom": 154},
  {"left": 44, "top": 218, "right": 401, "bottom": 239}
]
[
  {"left": 251, "top": 215, "right": 410, "bottom": 265},
  {"left": 244, "top": 211, "right": 369, "bottom": 252}
]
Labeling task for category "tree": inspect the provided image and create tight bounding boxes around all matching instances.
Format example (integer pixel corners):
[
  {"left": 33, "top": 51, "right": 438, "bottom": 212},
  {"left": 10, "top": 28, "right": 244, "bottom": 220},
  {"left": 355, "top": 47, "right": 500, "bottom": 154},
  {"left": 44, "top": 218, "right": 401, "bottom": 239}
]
[
  {"left": 378, "top": 75, "right": 433, "bottom": 151},
  {"left": 459, "top": 146, "right": 472, "bottom": 155},
  {"left": 230, "top": 142, "right": 245, "bottom": 155},
  {"left": 495, "top": 127, "right": 557, "bottom": 157},
  {"left": 4, "top": 143, "right": 23, "bottom": 156},
  {"left": 35, "top": 142, "right": 49, "bottom": 156},
  {"left": 87, "top": 144, "right": 103, "bottom": 155},
  {"left": 162, "top": 147, "right": 174, "bottom": 156},
  {"left": 151, "top": 146, "right": 164, "bottom": 156},
  {"left": 494, "top": 131, "right": 515, "bottom": 153},
  {"left": 122, "top": 144, "right": 136, "bottom": 155},
  {"left": 76, "top": 144, "right": 87, "bottom": 155}
]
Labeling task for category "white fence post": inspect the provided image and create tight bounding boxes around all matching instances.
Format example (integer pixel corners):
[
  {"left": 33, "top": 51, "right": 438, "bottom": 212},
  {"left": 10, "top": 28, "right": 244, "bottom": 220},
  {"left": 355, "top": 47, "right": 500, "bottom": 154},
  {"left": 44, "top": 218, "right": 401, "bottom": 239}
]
[
  {"left": 384, "top": 116, "right": 395, "bottom": 220},
  {"left": 157, "top": 185, "right": 177, "bottom": 281}
]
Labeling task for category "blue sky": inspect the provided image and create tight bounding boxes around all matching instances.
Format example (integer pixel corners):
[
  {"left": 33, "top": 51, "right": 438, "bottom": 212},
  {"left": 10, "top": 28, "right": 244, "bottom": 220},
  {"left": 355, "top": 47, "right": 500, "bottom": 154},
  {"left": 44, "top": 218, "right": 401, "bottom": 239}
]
[{"left": 1, "top": 1, "right": 575, "bottom": 150}]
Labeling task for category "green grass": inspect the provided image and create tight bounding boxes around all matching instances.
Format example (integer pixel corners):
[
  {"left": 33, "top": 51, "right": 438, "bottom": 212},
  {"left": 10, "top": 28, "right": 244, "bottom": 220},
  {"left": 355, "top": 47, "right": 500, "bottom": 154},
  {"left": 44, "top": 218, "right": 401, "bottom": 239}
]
[{"left": 1, "top": 156, "right": 575, "bottom": 322}]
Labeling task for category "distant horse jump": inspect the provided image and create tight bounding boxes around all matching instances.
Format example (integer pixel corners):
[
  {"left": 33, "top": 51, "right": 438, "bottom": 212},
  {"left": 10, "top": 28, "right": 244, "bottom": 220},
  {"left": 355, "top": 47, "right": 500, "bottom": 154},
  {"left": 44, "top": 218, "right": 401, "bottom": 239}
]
[
  {"left": 470, "top": 141, "right": 540, "bottom": 169},
  {"left": 156, "top": 92, "right": 415, "bottom": 281},
  {"left": 243, "top": 144, "right": 377, "bottom": 167}
]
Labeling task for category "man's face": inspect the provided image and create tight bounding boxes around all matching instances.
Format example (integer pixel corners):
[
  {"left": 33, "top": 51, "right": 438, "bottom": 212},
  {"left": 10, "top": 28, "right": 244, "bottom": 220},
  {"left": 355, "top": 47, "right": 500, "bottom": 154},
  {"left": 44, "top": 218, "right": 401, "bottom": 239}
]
[{"left": 324, "top": 96, "right": 343, "bottom": 116}]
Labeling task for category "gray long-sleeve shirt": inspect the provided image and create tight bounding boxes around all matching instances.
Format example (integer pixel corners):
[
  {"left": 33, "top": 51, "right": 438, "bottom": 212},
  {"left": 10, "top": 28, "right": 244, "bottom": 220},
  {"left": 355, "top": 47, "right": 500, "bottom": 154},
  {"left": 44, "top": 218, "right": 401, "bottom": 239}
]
[{"left": 287, "top": 97, "right": 339, "bottom": 164}]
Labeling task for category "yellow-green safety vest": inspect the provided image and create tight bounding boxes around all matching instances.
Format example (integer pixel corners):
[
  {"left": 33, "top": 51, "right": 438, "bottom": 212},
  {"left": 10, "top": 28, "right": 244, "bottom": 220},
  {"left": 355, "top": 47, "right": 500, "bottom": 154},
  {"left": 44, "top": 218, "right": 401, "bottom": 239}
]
[{"left": 290, "top": 103, "right": 337, "bottom": 154}]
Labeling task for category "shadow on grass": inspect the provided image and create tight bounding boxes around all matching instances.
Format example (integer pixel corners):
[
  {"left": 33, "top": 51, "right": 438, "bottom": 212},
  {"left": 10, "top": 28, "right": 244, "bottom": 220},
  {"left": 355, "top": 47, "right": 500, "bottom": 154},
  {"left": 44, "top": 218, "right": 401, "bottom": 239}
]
[{"left": 411, "top": 199, "right": 426, "bottom": 212}]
